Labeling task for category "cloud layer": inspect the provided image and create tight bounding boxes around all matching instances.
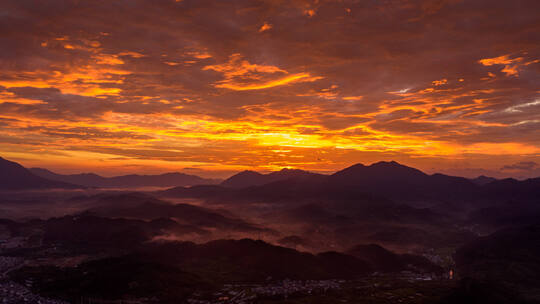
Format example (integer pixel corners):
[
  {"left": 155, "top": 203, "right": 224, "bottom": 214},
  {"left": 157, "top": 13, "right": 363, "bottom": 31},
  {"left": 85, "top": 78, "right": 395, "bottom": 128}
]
[{"left": 1, "top": 0, "right": 539, "bottom": 177}]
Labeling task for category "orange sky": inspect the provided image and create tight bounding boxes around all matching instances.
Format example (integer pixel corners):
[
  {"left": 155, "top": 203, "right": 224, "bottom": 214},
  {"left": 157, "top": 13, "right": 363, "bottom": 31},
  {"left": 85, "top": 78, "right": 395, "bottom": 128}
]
[{"left": 1, "top": 0, "right": 540, "bottom": 179}]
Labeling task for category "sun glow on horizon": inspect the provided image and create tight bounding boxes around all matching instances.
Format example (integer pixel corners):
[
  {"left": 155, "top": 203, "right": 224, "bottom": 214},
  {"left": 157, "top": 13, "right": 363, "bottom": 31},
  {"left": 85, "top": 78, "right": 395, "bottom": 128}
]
[{"left": 1, "top": 1, "right": 539, "bottom": 177}]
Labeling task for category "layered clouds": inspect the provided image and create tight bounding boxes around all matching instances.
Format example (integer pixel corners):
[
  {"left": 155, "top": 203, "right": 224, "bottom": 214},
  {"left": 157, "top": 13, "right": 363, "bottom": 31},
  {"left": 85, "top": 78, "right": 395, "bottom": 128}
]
[{"left": 1, "top": 0, "right": 539, "bottom": 177}]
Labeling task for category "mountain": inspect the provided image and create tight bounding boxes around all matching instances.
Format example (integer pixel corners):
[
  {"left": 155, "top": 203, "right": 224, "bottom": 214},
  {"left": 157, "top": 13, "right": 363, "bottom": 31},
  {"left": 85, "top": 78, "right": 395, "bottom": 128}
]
[
  {"left": 470, "top": 175, "right": 497, "bottom": 186},
  {"left": 221, "top": 168, "right": 325, "bottom": 188},
  {"left": 156, "top": 160, "right": 540, "bottom": 213},
  {"left": 347, "top": 243, "right": 443, "bottom": 274},
  {"left": 220, "top": 170, "right": 264, "bottom": 188},
  {"left": 82, "top": 193, "right": 268, "bottom": 233},
  {"left": 327, "top": 161, "right": 479, "bottom": 201},
  {"left": 42, "top": 215, "right": 170, "bottom": 250},
  {"left": 163, "top": 161, "right": 480, "bottom": 204},
  {"left": 29, "top": 167, "right": 220, "bottom": 188},
  {"left": 480, "top": 177, "right": 540, "bottom": 201},
  {"left": 449, "top": 224, "right": 540, "bottom": 303},
  {"left": 0, "top": 157, "right": 79, "bottom": 190},
  {"left": 330, "top": 161, "right": 427, "bottom": 183},
  {"left": 467, "top": 199, "right": 540, "bottom": 234},
  {"left": 170, "top": 239, "right": 373, "bottom": 281},
  {"left": 29, "top": 168, "right": 105, "bottom": 186}
]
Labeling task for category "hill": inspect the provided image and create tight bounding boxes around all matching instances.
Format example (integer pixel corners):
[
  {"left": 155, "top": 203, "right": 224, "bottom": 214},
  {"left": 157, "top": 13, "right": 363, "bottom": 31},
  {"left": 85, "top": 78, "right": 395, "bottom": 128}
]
[
  {"left": 347, "top": 243, "right": 443, "bottom": 274},
  {"left": 82, "top": 193, "right": 268, "bottom": 233},
  {"left": 448, "top": 224, "right": 540, "bottom": 303},
  {"left": 0, "top": 157, "right": 79, "bottom": 190},
  {"left": 221, "top": 168, "right": 325, "bottom": 188}
]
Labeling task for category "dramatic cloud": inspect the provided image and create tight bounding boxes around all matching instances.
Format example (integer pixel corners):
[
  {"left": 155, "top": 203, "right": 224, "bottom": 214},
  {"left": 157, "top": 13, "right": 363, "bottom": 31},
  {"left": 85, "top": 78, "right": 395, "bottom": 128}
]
[
  {"left": 203, "top": 53, "right": 321, "bottom": 90},
  {"left": 1, "top": 0, "right": 539, "bottom": 177}
]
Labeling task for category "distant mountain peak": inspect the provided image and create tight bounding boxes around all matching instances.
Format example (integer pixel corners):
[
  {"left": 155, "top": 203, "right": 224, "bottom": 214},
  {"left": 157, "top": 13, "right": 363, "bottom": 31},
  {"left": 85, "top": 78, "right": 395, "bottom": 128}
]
[
  {"left": 370, "top": 160, "right": 400, "bottom": 166},
  {"left": 269, "top": 168, "right": 313, "bottom": 177},
  {"left": 277, "top": 168, "right": 305, "bottom": 173},
  {"left": 237, "top": 170, "right": 264, "bottom": 176},
  {"left": 332, "top": 160, "right": 426, "bottom": 179},
  {"left": 369, "top": 160, "right": 417, "bottom": 170},
  {"left": 221, "top": 168, "right": 323, "bottom": 188}
]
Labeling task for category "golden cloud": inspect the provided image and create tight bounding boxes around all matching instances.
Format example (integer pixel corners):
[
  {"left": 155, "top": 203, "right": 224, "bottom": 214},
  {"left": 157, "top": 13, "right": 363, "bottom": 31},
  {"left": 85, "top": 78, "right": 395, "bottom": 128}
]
[
  {"left": 203, "top": 54, "right": 321, "bottom": 90},
  {"left": 479, "top": 54, "right": 538, "bottom": 77}
]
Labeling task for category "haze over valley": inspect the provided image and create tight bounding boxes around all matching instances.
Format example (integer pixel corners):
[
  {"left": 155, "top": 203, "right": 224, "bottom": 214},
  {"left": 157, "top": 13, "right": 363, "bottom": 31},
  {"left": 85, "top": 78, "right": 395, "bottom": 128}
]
[{"left": 1, "top": 0, "right": 540, "bottom": 302}]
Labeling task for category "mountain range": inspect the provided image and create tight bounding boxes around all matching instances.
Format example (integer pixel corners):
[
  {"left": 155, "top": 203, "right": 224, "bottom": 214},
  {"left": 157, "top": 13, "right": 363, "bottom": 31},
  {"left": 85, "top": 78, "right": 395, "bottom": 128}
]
[
  {"left": 161, "top": 161, "right": 540, "bottom": 206},
  {"left": 29, "top": 167, "right": 220, "bottom": 188},
  {"left": 0, "top": 157, "right": 79, "bottom": 190},
  {"left": 4, "top": 156, "right": 540, "bottom": 207},
  {"left": 2, "top": 155, "right": 540, "bottom": 303}
]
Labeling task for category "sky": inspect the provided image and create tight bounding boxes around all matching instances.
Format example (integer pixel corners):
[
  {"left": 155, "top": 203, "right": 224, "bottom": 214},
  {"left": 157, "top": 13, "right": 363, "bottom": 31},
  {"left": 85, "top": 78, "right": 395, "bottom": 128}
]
[{"left": 1, "top": 0, "right": 540, "bottom": 179}]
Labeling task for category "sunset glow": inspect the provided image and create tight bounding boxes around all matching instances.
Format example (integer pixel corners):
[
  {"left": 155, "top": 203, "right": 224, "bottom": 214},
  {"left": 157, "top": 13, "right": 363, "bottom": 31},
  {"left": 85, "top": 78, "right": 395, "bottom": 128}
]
[{"left": 1, "top": 0, "right": 539, "bottom": 178}]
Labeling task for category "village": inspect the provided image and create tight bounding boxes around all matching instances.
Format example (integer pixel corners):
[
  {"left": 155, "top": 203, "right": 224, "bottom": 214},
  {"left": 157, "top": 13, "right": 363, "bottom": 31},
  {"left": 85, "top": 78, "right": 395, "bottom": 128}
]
[
  {"left": 0, "top": 255, "right": 66, "bottom": 304},
  {"left": 187, "top": 279, "right": 343, "bottom": 304}
]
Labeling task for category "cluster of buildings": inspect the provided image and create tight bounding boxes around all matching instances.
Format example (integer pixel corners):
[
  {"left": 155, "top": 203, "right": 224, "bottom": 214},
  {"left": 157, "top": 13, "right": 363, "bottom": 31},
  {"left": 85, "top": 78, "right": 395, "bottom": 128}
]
[
  {"left": 0, "top": 255, "right": 66, "bottom": 304},
  {"left": 0, "top": 256, "right": 22, "bottom": 278},
  {"left": 248, "top": 279, "right": 342, "bottom": 297},
  {"left": 0, "top": 281, "right": 68, "bottom": 304},
  {"left": 188, "top": 279, "right": 343, "bottom": 304}
]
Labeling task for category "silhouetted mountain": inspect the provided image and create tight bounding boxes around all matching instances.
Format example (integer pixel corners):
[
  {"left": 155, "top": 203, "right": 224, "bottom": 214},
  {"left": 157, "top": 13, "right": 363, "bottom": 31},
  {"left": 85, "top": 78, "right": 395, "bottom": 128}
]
[
  {"left": 347, "top": 244, "right": 443, "bottom": 274},
  {"left": 42, "top": 215, "right": 164, "bottom": 250},
  {"left": 331, "top": 161, "right": 427, "bottom": 183},
  {"left": 0, "top": 157, "right": 79, "bottom": 190},
  {"left": 261, "top": 198, "right": 474, "bottom": 252},
  {"left": 327, "top": 161, "right": 479, "bottom": 201},
  {"left": 362, "top": 225, "right": 476, "bottom": 249},
  {"left": 277, "top": 235, "right": 311, "bottom": 248},
  {"left": 139, "top": 238, "right": 373, "bottom": 281},
  {"left": 29, "top": 168, "right": 105, "bottom": 186},
  {"left": 470, "top": 175, "right": 497, "bottom": 186},
  {"left": 158, "top": 185, "right": 233, "bottom": 201},
  {"left": 0, "top": 213, "right": 211, "bottom": 252},
  {"left": 449, "top": 224, "right": 540, "bottom": 303},
  {"left": 83, "top": 193, "right": 268, "bottom": 232},
  {"left": 162, "top": 161, "right": 482, "bottom": 204},
  {"left": 220, "top": 170, "right": 264, "bottom": 188},
  {"left": 221, "top": 168, "right": 325, "bottom": 188},
  {"left": 480, "top": 177, "right": 540, "bottom": 201},
  {"left": 467, "top": 199, "right": 540, "bottom": 234},
  {"left": 29, "top": 167, "right": 220, "bottom": 188}
]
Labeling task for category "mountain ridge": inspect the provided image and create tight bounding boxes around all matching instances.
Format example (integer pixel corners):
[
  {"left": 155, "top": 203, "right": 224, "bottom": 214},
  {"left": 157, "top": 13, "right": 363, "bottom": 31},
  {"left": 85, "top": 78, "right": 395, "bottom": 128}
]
[
  {"left": 221, "top": 168, "right": 326, "bottom": 188},
  {"left": 161, "top": 160, "right": 540, "bottom": 205},
  {"left": 0, "top": 157, "right": 80, "bottom": 190},
  {"left": 29, "top": 167, "right": 221, "bottom": 188}
]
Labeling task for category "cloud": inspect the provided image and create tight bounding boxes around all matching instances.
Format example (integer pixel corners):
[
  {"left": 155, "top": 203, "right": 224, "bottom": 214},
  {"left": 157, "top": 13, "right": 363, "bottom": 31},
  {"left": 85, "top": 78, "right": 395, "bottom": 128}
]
[
  {"left": 259, "top": 23, "right": 273, "bottom": 32},
  {"left": 0, "top": 0, "right": 540, "bottom": 176},
  {"left": 504, "top": 100, "right": 540, "bottom": 113},
  {"left": 432, "top": 79, "right": 448, "bottom": 86},
  {"left": 478, "top": 54, "right": 539, "bottom": 77},
  {"left": 203, "top": 53, "right": 321, "bottom": 90},
  {"left": 501, "top": 161, "right": 539, "bottom": 171}
]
